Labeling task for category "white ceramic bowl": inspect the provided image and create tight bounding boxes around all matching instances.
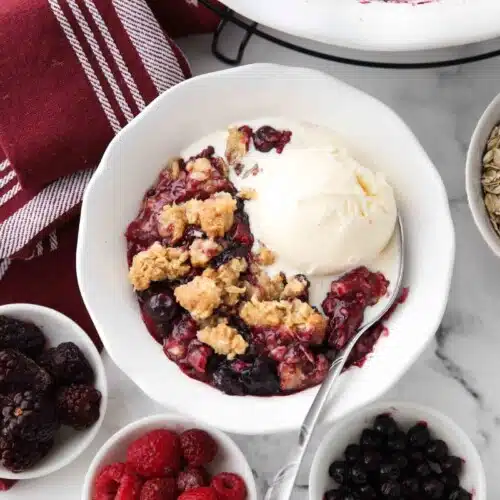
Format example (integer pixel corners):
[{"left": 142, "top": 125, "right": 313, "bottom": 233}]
[
  {"left": 77, "top": 63, "right": 455, "bottom": 435},
  {"left": 81, "top": 413, "right": 258, "bottom": 500},
  {"left": 0, "top": 303, "right": 107, "bottom": 479},
  {"left": 466, "top": 91, "right": 500, "bottom": 258},
  {"left": 310, "top": 401, "right": 486, "bottom": 500},
  {"left": 220, "top": 0, "right": 500, "bottom": 52}
]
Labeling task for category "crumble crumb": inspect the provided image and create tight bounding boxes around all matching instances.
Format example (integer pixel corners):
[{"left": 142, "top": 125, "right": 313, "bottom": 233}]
[
  {"left": 197, "top": 320, "right": 248, "bottom": 359},
  {"left": 157, "top": 204, "right": 187, "bottom": 243},
  {"left": 129, "top": 242, "right": 190, "bottom": 291},
  {"left": 166, "top": 157, "right": 182, "bottom": 180},
  {"left": 226, "top": 127, "right": 249, "bottom": 165},
  {"left": 203, "top": 258, "right": 248, "bottom": 306},
  {"left": 255, "top": 246, "right": 276, "bottom": 266},
  {"left": 281, "top": 275, "right": 308, "bottom": 300},
  {"left": 185, "top": 192, "right": 237, "bottom": 238},
  {"left": 240, "top": 297, "right": 326, "bottom": 339},
  {"left": 174, "top": 276, "right": 222, "bottom": 320},
  {"left": 237, "top": 187, "right": 257, "bottom": 200},
  {"left": 246, "top": 265, "right": 285, "bottom": 301},
  {"left": 189, "top": 238, "right": 222, "bottom": 267},
  {"left": 186, "top": 157, "right": 213, "bottom": 181}
]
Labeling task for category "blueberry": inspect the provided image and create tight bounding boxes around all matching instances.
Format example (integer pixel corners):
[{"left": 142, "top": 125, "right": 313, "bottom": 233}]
[
  {"left": 380, "top": 480, "right": 401, "bottom": 497},
  {"left": 373, "top": 414, "right": 399, "bottom": 436},
  {"left": 391, "top": 452, "right": 408, "bottom": 470},
  {"left": 386, "top": 431, "right": 406, "bottom": 452},
  {"left": 407, "top": 422, "right": 431, "bottom": 448},
  {"left": 441, "top": 456, "right": 463, "bottom": 476},
  {"left": 408, "top": 449, "right": 425, "bottom": 464},
  {"left": 422, "top": 478, "right": 445, "bottom": 499},
  {"left": 357, "top": 484, "right": 376, "bottom": 499},
  {"left": 324, "top": 489, "right": 343, "bottom": 500},
  {"left": 349, "top": 464, "right": 367, "bottom": 485},
  {"left": 379, "top": 462, "right": 400, "bottom": 481},
  {"left": 448, "top": 487, "right": 472, "bottom": 500},
  {"left": 441, "top": 473, "right": 460, "bottom": 491},
  {"left": 361, "top": 449, "right": 382, "bottom": 472},
  {"left": 360, "top": 429, "right": 384, "bottom": 449},
  {"left": 344, "top": 444, "right": 362, "bottom": 464},
  {"left": 415, "top": 461, "right": 432, "bottom": 478},
  {"left": 240, "top": 357, "right": 280, "bottom": 396},
  {"left": 329, "top": 461, "right": 348, "bottom": 485},
  {"left": 212, "top": 363, "right": 245, "bottom": 395},
  {"left": 144, "top": 291, "right": 178, "bottom": 324},
  {"left": 425, "top": 440, "right": 449, "bottom": 462},
  {"left": 401, "top": 477, "right": 419, "bottom": 495}
]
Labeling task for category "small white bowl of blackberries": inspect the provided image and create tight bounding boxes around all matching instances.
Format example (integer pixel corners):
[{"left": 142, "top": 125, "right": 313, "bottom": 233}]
[
  {"left": 0, "top": 304, "right": 107, "bottom": 480},
  {"left": 309, "top": 401, "right": 486, "bottom": 500}
]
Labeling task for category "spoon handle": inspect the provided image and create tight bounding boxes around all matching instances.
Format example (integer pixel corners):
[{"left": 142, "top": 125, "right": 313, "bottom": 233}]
[{"left": 264, "top": 327, "right": 367, "bottom": 500}]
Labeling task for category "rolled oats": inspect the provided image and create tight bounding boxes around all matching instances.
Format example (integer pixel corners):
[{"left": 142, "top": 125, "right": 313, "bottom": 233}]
[
  {"left": 481, "top": 123, "right": 500, "bottom": 237},
  {"left": 197, "top": 320, "right": 248, "bottom": 359}
]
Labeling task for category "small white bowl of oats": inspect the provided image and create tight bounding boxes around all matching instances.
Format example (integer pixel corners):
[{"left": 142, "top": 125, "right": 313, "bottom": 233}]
[{"left": 466, "top": 92, "right": 500, "bottom": 258}]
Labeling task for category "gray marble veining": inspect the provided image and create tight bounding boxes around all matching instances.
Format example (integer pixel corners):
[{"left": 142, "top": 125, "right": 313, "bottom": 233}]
[{"left": 17, "top": 31, "right": 500, "bottom": 500}]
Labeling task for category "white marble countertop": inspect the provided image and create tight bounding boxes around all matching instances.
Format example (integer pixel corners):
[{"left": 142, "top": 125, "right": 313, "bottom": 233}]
[{"left": 9, "top": 31, "right": 500, "bottom": 500}]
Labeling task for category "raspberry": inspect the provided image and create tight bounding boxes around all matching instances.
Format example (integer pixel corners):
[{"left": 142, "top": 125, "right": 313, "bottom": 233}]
[
  {"left": 38, "top": 341, "right": 94, "bottom": 386},
  {"left": 93, "top": 463, "right": 141, "bottom": 500},
  {"left": 140, "top": 478, "right": 177, "bottom": 500},
  {"left": 177, "top": 466, "right": 208, "bottom": 492},
  {"left": 211, "top": 473, "right": 247, "bottom": 500},
  {"left": 126, "top": 429, "right": 181, "bottom": 478},
  {"left": 0, "top": 478, "right": 16, "bottom": 491},
  {"left": 56, "top": 384, "right": 101, "bottom": 430},
  {"left": 178, "top": 486, "right": 219, "bottom": 500},
  {"left": 180, "top": 429, "right": 218, "bottom": 466}
]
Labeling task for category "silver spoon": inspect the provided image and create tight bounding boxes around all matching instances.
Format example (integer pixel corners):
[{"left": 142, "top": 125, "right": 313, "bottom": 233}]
[{"left": 264, "top": 216, "right": 404, "bottom": 500}]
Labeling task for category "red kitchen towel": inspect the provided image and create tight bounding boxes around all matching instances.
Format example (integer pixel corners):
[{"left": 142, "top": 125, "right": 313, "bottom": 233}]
[{"left": 0, "top": 0, "right": 190, "bottom": 261}]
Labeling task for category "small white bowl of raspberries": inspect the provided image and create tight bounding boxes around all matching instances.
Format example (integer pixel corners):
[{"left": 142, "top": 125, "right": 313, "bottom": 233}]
[{"left": 82, "top": 413, "right": 258, "bottom": 500}]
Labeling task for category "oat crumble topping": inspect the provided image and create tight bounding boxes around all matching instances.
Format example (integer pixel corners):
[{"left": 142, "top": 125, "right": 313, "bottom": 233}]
[
  {"left": 166, "top": 157, "right": 182, "bottom": 180},
  {"left": 197, "top": 320, "right": 248, "bottom": 359},
  {"left": 203, "top": 258, "right": 248, "bottom": 306},
  {"left": 174, "top": 276, "right": 222, "bottom": 320},
  {"left": 186, "top": 157, "right": 213, "bottom": 182},
  {"left": 237, "top": 187, "right": 257, "bottom": 200},
  {"left": 255, "top": 246, "right": 276, "bottom": 266},
  {"left": 189, "top": 238, "right": 222, "bottom": 267},
  {"left": 240, "top": 297, "right": 326, "bottom": 337},
  {"left": 129, "top": 242, "right": 190, "bottom": 291},
  {"left": 157, "top": 204, "right": 187, "bottom": 243},
  {"left": 226, "top": 127, "right": 249, "bottom": 165},
  {"left": 281, "top": 275, "right": 308, "bottom": 300},
  {"left": 184, "top": 193, "right": 237, "bottom": 239}
]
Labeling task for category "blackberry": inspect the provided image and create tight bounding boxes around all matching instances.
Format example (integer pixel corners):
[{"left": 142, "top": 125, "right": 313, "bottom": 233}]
[
  {"left": 38, "top": 342, "right": 94, "bottom": 386},
  {"left": 425, "top": 439, "right": 449, "bottom": 462},
  {"left": 1, "top": 391, "right": 59, "bottom": 442},
  {"left": 0, "top": 349, "right": 52, "bottom": 394},
  {"left": 441, "top": 473, "right": 460, "bottom": 491},
  {"left": 408, "top": 449, "right": 425, "bottom": 464},
  {"left": 349, "top": 464, "right": 367, "bottom": 485},
  {"left": 56, "top": 384, "right": 101, "bottom": 430},
  {"left": 379, "top": 462, "right": 400, "bottom": 481},
  {"left": 401, "top": 477, "right": 419, "bottom": 495},
  {"left": 390, "top": 452, "right": 408, "bottom": 470},
  {"left": 0, "top": 437, "right": 53, "bottom": 473},
  {"left": 373, "top": 414, "right": 399, "bottom": 436},
  {"left": 415, "top": 461, "right": 432, "bottom": 478},
  {"left": 407, "top": 422, "right": 431, "bottom": 449},
  {"left": 344, "top": 444, "right": 362, "bottom": 464},
  {"left": 324, "top": 489, "right": 344, "bottom": 500},
  {"left": 0, "top": 316, "right": 46, "bottom": 359}
]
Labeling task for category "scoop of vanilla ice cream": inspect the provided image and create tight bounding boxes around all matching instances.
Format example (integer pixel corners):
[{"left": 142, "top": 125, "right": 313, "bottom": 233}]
[{"left": 244, "top": 146, "right": 397, "bottom": 275}]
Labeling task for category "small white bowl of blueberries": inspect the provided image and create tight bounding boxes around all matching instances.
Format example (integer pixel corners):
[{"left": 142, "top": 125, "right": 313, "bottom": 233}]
[
  {"left": 309, "top": 401, "right": 485, "bottom": 500},
  {"left": 0, "top": 303, "right": 107, "bottom": 480}
]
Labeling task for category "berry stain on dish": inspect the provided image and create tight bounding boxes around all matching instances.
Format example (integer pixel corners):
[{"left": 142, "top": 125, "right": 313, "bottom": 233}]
[
  {"left": 125, "top": 118, "right": 407, "bottom": 397},
  {"left": 324, "top": 413, "right": 472, "bottom": 500},
  {"left": 0, "top": 316, "right": 102, "bottom": 473},
  {"left": 92, "top": 427, "right": 247, "bottom": 500}
]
